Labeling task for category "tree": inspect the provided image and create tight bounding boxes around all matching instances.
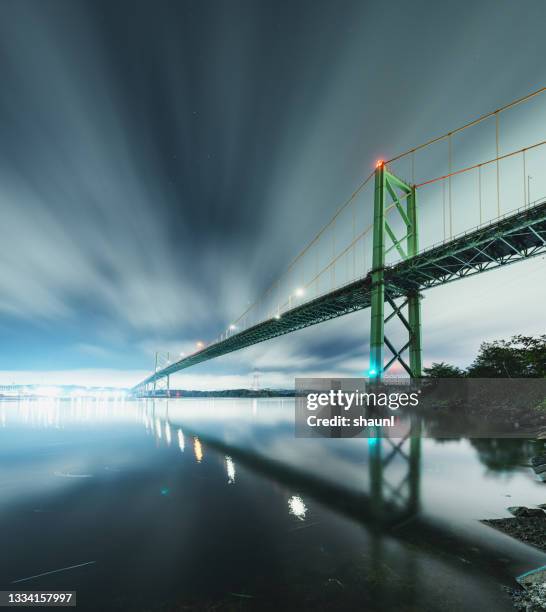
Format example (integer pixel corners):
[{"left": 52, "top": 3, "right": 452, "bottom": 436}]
[
  {"left": 423, "top": 362, "right": 465, "bottom": 378},
  {"left": 466, "top": 335, "right": 546, "bottom": 378}
]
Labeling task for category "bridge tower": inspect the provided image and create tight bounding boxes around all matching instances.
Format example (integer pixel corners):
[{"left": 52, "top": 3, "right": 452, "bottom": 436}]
[
  {"left": 369, "top": 162, "right": 422, "bottom": 379},
  {"left": 153, "top": 351, "right": 171, "bottom": 397}
]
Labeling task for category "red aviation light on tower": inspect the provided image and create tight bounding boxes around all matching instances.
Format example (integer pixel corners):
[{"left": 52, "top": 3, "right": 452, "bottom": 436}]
[{"left": 375, "top": 159, "right": 385, "bottom": 169}]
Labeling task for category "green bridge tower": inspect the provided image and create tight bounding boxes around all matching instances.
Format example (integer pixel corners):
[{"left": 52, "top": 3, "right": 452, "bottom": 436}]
[{"left": 369, "top": 162, "right": 422, "bottom": 379}]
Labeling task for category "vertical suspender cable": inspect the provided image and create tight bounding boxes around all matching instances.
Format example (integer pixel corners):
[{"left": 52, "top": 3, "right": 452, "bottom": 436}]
[
  {"left": 352, "top": 200, "right": 356, "bottom": 280},
  {"left": 332, "top": 220, "right": 336, "bottom": 289},
  {"left": 315, "top": 243, "right": 318, "bottom": 297},
  {"left": 522, "top": 149, "right": 527, "bottom": 208},
  {"left": 442, "top": 179, "right": 446, "bottom": 240},
  {"left": 448, "top": 134, "right": 453, "bottom": 238},
  {"left": 495, "top": 111, "right": 500, "bottom": 217},
  {"left": 478, "top": 165, "right": 482, "bottom": 224},
  {"left": 363, "top": 230, "right": 367, "bottom": 275}
]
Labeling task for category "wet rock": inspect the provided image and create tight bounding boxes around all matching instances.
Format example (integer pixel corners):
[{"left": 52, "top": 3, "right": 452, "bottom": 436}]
[
  {"left": 482, "top": 517, "right": 546, "bottom": 552},
  {"left": 514, "top": 567, "right": 546, "bottom": 611},
  {"left": 511, "top": 584, "right": 546, "bottom": 611},
  {"left": 508, "top": 506, "right": 546, "bottom": 518},
  {"left": 531, "top": 454, "right": 546, "bottom": 476},
  {"left": 531, "top": 454, "right": 546, "bottom": 467}
]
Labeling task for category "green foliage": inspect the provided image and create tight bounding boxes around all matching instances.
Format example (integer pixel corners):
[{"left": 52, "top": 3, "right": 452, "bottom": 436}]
[
  {"left": 423, "top": 362, "right": 465, "bottom": 378},
  {"left": 424, "top": 335, "right": 545, "bottom": 378},
  {"left": 466, "top": 335, "right": 546, "bottom": 378},
  {"left": 534, "top": 398, "right": 546, "bottom": 412}
]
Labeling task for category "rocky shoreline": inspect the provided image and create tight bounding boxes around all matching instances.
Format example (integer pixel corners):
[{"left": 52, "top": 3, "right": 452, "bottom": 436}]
[
  {"left": 482, "top": 509, "right": 546, "bottom": 610},
  {"left": 481, "top": 510, "right": 546, "bottom": 552}
]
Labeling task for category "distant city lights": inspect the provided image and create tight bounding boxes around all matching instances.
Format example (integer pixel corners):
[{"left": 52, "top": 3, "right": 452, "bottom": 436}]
[
  {"left": 0, "top": 386, "right": 127, "bottom": 400},
  {"left": 35, "top": 386, "right": 62, "bottom": 397}
]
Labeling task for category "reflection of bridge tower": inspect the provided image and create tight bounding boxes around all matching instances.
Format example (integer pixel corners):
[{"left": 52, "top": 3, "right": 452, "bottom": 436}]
[
  {"left": 369, "top": 163, "right": 422, "bottom": 379},
  {"left": 368, "top": 419, "right": 422, "bottom": 521},
  {"left": 251, "top": 371, "right": 260, "bottom": 392}
]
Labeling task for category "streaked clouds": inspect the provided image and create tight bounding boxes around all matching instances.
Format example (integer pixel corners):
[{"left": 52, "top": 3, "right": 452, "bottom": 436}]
[{"left": 0, "top": 0, "right": 545, "bottom": 387}]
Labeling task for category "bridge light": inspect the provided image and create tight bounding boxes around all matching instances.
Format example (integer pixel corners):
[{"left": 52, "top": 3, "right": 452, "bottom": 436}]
[
  {"left": 196, "top": 341, "right": 204, "bottom": 349},
  {"left": 368, "top": 368, "right": 377, "bottom": 377},
  {"left": 274, "top": 313, "right": 281, "bottom": 320},
  {"left": 295, "top": 287, "right": 305, "bottom": 297},
  {"left": 375, "top": 159, "right": 384, "bottom": 168},
  {"left": 229, "top": 324, "right": 236, "bottom": 330}
]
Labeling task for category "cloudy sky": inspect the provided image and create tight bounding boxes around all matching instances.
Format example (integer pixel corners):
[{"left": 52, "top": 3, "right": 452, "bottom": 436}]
[{"left": 0, "top": 0, "right": 545, "bottom": 389}]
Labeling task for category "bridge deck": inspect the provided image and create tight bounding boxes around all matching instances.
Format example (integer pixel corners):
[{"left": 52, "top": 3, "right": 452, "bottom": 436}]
[{"left": 135, "top": 201, "right": 546, "bottom": 389}]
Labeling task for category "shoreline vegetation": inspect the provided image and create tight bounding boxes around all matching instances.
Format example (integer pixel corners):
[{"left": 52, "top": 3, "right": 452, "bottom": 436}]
[{"left": 423, "top": 335, "right": 546, "bottom": 379}]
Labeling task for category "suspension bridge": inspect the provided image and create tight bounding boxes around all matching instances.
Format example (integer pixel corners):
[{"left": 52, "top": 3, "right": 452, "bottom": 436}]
[{"left": 133, "top": 87, "right": 546, "bottom": 394}]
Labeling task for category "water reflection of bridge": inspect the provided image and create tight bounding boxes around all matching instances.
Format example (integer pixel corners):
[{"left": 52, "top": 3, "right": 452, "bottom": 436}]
[
  {"left": 145, "top": 399, "right": 540, "bottom": 586},
  {"left": 1, "top": 396, "right": 542, "bottom": 603}
]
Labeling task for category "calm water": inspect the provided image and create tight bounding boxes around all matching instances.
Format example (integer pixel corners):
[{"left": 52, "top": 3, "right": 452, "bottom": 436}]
[{"left": 1, "top": 398, "right": 545, "bottom": 611}]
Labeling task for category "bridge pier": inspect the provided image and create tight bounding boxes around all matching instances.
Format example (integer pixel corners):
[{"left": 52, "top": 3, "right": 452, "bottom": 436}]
[{"left": 369, "top": 162, "right": 422, "bottom": 379}]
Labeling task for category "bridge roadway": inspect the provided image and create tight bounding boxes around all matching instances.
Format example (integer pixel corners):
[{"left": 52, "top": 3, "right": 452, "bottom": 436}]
[{"left": 134, "top": 200, "right": 546, "bottom": 391}]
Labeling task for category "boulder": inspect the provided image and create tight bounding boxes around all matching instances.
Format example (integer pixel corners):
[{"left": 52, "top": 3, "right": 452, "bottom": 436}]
[{"left": 508, "top": 506, "right": 546, "bottom": 518}]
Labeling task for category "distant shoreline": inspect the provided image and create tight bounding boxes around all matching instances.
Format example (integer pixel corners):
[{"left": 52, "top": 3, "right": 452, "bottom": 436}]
[
  {"left": 134, "top": 388, "right": 295, "bottom": 399},
  {"left": 0, "top": 388, "right": 296, "bottom": 400}
]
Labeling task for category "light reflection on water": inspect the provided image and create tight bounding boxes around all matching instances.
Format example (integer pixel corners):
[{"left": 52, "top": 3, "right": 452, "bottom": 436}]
[
  {"left": 288, "top": 495, "right": 308, "bottom": 520},
  {"left": 0, "top": 397, "right": 545, "bottom": 611},
  {"left": 177, "top": 429, "right": 185, "bottom": 453},
  {"left": 225, "top": 456, "right": 236, "bottom": 484}
]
